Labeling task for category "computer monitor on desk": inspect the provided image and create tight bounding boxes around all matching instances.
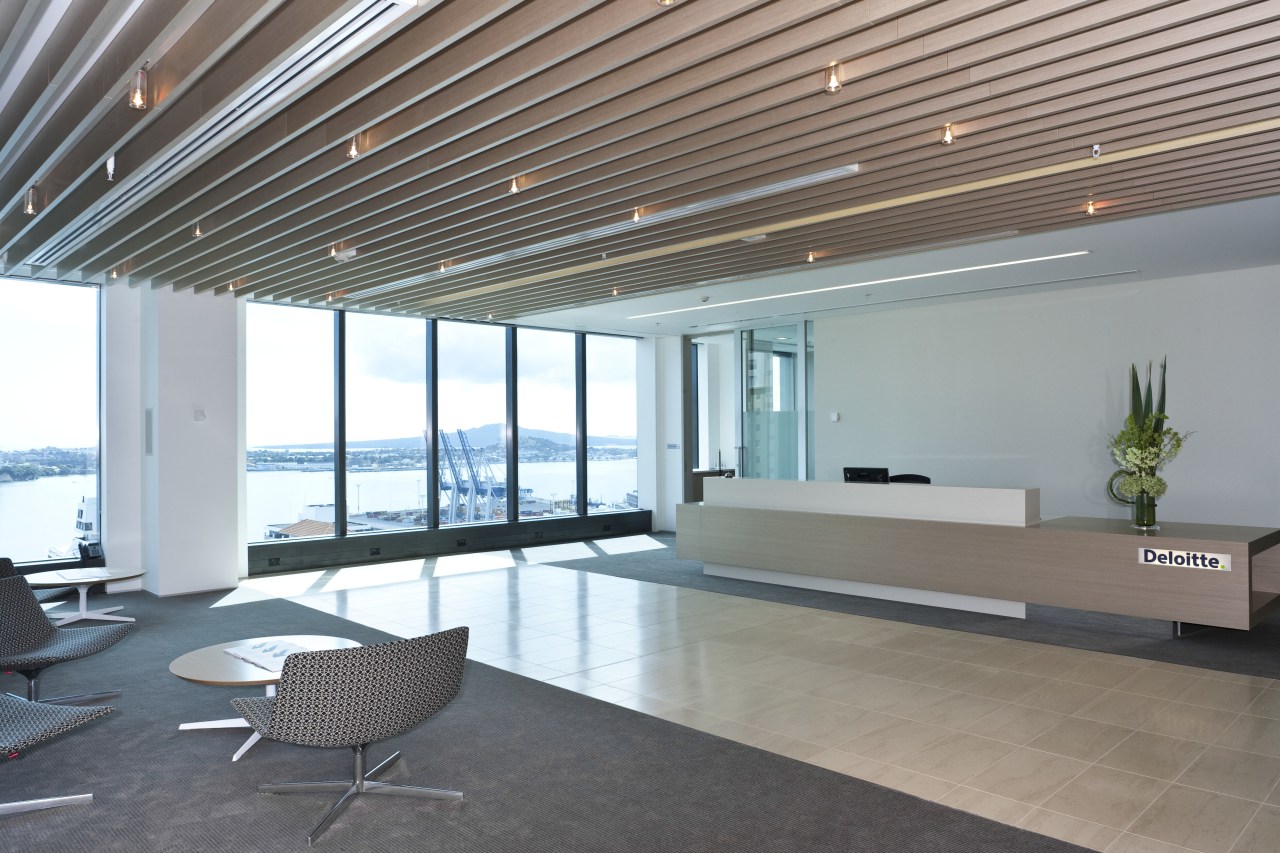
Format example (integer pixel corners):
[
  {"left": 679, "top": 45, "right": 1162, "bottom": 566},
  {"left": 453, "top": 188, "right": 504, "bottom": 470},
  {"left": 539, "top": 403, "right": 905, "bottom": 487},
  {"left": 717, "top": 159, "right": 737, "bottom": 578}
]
[{"left": 843, "top": 466, "right": 889, "bottom": 483}]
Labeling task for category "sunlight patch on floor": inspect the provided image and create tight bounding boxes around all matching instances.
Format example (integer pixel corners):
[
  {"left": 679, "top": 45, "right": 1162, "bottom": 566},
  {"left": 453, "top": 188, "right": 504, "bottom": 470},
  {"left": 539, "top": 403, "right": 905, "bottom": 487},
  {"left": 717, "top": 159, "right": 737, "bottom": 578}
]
[
  {"left": 322, "top": 559, "right": 428, "bottom": 591},
  {"left": 521, "top": 541, "right": 597, "bottom": 562},
  {"left": 225, "top": 570, "right": 329, "bottom": 605},
  {"left": 431, "top": 550, "right": 517, "bottom": 577},
  {"left": 594, "top": 534, "right": 667, "bottom": 555}
]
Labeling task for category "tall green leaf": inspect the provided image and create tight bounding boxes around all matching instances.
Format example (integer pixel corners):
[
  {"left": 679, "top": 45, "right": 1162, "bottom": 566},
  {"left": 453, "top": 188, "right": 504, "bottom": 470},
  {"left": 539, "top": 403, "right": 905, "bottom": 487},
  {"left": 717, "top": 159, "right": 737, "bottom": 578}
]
[
  {"left": 1129, "top": 365, "right": 1142, "bottom": 425},
  {"left": 1153, "top": 357, "right": 1167, "bottom": 433}
]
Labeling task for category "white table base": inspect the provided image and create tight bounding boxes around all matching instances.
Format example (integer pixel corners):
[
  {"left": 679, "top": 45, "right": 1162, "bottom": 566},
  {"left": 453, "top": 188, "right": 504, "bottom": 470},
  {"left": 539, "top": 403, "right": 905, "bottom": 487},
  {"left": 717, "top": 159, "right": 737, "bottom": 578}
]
[
  {"left": 48, "top": 584, "right": 135, "bottom": 627},
  {"left": 178, "top": 684, "right": 273, "bottom": 761}
]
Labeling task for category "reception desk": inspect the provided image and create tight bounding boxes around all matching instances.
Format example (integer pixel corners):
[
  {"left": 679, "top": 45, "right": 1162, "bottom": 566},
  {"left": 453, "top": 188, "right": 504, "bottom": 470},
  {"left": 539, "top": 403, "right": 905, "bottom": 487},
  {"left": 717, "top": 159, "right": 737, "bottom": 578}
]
[{"left": 677, "top": 479, "right": 1280, "bottom": 631}]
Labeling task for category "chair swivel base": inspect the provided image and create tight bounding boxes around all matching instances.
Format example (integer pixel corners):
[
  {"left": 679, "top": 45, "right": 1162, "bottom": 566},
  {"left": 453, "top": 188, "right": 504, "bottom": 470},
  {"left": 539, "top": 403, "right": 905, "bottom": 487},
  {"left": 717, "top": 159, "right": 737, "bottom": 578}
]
[
  {"left": 259, "top": 747, "right": 462, "bottom": 846},
  {"left": 0, "top": 792, "right": 93, "bottom": 816}
]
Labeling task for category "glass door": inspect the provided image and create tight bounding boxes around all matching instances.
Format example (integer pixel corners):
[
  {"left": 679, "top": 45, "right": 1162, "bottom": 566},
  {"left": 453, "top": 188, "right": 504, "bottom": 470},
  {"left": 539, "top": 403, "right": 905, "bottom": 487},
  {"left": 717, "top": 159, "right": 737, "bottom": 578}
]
[{"left": 739, "top": 325, "right": 799, "bottom": 480}]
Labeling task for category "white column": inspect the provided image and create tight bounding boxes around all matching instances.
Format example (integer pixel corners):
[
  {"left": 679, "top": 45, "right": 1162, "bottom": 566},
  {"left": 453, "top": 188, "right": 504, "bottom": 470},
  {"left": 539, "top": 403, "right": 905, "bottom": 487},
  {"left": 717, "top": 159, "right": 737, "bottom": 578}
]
[{"left": 104, "top": 285, "right": 244, "bottom": 596}]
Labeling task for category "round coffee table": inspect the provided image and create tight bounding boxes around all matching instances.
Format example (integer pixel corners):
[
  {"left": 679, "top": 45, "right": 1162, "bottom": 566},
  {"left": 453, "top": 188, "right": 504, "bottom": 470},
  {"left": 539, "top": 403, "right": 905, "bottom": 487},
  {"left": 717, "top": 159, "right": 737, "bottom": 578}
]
[
  {"left": 24, "top": 567, "right": 146, "bottom": 626},
  {"left": 169, "top": 635, "right": 360, "bottom": 761}
]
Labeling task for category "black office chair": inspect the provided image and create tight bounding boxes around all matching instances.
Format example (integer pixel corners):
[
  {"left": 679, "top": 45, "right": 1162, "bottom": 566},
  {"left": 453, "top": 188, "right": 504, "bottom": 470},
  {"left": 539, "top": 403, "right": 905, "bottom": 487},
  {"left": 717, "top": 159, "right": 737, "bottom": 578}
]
[
  {"left": 0, "top": 576, "right": 132, "bottom": 703},
  {"left": 0, "top": 693, "right": 113, "bottom": 816},
  {"left": 232, "top": 627, "right": 470, "bottom": 847},
  {"left": 889, "top": 474, "right": 931, "bottom": 484},
  {"left": 0, "top": 557, "right": 74, "bottom": 605}
]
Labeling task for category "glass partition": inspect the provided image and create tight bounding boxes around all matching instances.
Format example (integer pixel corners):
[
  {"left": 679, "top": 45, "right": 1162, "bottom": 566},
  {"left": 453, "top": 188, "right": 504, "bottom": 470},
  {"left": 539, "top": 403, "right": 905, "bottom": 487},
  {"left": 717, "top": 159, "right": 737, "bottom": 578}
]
[{"left": 740, "top": 325, "right": 799, "bottom": 480}]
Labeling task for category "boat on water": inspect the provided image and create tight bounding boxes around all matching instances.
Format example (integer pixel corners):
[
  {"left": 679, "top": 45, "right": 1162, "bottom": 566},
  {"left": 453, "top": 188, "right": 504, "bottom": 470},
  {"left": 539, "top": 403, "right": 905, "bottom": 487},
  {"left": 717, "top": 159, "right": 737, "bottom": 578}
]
[{"left": 48, "top": 496, "right": 101, "bottom": 559}]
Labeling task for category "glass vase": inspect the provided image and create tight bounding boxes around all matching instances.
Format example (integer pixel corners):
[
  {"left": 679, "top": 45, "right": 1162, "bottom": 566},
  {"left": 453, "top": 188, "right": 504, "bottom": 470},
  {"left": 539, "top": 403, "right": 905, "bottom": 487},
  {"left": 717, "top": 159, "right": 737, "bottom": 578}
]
[{"left": 1132, "top": 492, "right": 1158, "bottom": 530}]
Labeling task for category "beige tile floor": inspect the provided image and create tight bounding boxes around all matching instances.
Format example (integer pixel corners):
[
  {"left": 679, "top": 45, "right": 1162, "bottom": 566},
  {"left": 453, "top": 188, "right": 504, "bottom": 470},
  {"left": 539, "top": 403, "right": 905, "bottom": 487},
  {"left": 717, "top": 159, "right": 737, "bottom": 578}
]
[{"left": 233, "top": 535, "right": 1280, "bottom": 853}]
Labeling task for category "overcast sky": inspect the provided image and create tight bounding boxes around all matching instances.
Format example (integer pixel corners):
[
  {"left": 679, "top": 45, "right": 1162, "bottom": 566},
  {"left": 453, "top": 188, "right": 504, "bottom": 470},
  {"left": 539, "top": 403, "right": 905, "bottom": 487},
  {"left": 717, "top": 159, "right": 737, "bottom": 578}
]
[
  {"left": 2, "top": 281, "right": 637, "bottom": 452},
  {"left": 246, "top": 302, "right": 637, "bottom": 447},
  {"left": 0, "top": 279, "right": 98, "bottom": 450}
]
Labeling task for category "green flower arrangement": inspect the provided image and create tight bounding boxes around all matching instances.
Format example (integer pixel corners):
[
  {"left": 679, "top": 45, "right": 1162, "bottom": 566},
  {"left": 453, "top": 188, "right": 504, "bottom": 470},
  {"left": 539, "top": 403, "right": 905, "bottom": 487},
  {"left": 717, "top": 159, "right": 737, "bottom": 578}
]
[{"left": 1106, "top": 358, "right": 1192, "bottom": 522}]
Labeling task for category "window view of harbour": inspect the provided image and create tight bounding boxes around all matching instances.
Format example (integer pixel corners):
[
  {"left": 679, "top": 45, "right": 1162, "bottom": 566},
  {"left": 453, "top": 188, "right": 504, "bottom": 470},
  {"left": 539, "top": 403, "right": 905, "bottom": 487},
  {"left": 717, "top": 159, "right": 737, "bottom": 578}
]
[
  {"left": 0, "top": 279, "right": 99, "bottom": 564},
  {"left": 246, "top": 304, "right": 638, "bottom": 543}
]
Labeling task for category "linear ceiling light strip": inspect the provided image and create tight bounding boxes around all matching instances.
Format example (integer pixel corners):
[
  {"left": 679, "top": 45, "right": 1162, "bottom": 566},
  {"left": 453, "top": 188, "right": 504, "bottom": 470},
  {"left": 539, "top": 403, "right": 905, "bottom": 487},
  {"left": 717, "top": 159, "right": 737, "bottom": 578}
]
[
  {"left": 341, "top": 164, "right": 861, "bottom": 300},
  {"left": 404, "top": 115, "right": 1280, "bottom": 310}
]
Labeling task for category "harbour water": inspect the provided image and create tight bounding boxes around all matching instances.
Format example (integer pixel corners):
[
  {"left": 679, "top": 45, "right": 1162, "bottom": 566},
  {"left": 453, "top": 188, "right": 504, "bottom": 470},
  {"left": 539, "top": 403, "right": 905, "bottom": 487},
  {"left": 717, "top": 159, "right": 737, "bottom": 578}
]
[{"left": 0, "top": 460, "right": 638, "bottom": 561}]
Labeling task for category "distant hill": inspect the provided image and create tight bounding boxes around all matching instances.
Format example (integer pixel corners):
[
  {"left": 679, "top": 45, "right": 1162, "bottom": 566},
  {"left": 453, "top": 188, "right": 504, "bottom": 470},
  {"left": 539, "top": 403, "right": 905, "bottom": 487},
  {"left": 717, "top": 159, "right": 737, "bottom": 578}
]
[{"left": 260, "top": 424, "right": 634, "bottom": 450}]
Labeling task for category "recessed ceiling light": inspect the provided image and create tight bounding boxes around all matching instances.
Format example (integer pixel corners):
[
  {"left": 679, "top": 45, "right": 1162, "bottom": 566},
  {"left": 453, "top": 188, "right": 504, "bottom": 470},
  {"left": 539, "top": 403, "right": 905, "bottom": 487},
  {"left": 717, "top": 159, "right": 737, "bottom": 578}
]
[{"left": 628, "top": 252, "right": 1091, "bottom": 319}]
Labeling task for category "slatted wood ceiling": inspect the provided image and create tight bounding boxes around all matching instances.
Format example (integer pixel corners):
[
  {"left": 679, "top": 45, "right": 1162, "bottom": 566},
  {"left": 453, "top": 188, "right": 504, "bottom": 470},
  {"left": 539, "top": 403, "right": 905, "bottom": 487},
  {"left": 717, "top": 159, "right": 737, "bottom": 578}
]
[{"left": 0, "top": 0, "right": 1277, "bottom": 321}]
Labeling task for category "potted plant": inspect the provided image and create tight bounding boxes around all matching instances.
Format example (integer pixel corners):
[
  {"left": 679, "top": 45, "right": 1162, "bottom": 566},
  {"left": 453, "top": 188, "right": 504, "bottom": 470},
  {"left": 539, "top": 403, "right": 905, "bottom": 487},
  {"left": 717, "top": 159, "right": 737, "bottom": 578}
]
[{"left": 1106, "top": 357, "right": 1191, "bottom": 529}]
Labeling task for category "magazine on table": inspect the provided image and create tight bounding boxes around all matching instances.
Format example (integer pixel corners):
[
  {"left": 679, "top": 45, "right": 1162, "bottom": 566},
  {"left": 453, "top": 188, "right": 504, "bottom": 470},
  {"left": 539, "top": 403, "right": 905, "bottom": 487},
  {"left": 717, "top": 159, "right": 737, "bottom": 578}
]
[
  {"left": 223, "top": 640, "right": 308, "bottom": 672},
  {"left": 56, "top": 568, "right": 112, "bottom": 581}
]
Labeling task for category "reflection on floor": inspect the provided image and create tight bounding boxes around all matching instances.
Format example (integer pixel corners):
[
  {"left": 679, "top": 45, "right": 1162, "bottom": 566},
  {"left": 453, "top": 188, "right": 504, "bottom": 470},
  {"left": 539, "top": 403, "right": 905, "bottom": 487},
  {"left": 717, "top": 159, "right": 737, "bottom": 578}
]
[{"left": 237, "top": 536, "right": 1280, "bottom": 853}]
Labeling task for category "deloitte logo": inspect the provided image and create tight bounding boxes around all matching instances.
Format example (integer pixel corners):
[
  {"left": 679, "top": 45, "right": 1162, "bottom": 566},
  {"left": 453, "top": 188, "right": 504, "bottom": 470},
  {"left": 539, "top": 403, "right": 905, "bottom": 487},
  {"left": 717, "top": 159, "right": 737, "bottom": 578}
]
[{"left": 1138, "top": 548, "right": 1231, "bottom": 572}]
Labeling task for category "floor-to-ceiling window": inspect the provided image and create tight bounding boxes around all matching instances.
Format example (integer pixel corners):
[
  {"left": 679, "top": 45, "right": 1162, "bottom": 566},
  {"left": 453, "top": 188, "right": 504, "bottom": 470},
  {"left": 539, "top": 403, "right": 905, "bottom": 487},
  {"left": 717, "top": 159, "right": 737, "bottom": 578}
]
[
  {"left": 517, "top": 328, "right": 578, "bottom": 516},
  {"left": 244, "top": 305, "right": 640, "bottom": 547},
  {"left": 586, "top": 335, "right": 638, "bottom": 511},
  {"left": 246, "top": 303, "right": 336, "bottom": 542},
  {"left": 436, "top": 320, "right": 509, "bottom": 526},
  {"left": 344, "top": 312, "right": 429, "bottom": 533},
  {"left": 0, "top": 279, "right": 98, "bottom": 563}
]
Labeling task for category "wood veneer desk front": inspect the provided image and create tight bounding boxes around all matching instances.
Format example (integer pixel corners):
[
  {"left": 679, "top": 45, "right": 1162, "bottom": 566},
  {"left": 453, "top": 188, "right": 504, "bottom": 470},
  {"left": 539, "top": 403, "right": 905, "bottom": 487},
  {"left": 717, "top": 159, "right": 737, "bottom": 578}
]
[{"left": 676, "top": 481, "right": 1280, "bottom": 631}]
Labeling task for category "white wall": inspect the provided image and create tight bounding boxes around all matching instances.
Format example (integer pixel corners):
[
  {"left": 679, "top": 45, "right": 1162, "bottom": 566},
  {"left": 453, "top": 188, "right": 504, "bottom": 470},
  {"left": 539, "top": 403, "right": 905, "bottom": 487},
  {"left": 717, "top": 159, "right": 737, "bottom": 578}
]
[{"left": 813, "top": 265, "right": 1280, "bottom": 526}]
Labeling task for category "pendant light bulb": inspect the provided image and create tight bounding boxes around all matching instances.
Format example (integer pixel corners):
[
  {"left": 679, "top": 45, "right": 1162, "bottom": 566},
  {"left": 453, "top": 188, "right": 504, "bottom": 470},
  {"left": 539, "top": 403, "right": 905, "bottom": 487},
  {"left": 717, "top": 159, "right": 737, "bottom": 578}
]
[
  {"left": 110, "top": 269, "right": 118, "bottom": 280},
  {"left": 612, "top": 286, "right": 619, "bottom": 297},
  {"left": 439, "top": 260, "right": 447, "bottom": 273},
  {"left": 192, "top": 222, "right": 203, "bottom": 239},
  {"left": 23, "top": 185, "right": 36, "bottom": 215},
  {"left": 487, "top": 312, "right": 494, "bottom": 321},
  {"left": 1085, "top": 199, "right": 1096, "bottom": 216},
  {"left": 106, "top": 154, "right": 116, "bottom": 182},
  {"left": 942, "top": 124, "right": 954, "bottom": 145},
  {"left": 329, "top": 243, "right": 337, "bottom": 258},
  {"left": 806, "top": 251, "right": 815, "bottom": 263},
  {"left": 128, "top": 63, "right": 148, "bottom": 110},
  {"left": 508, "top": 176, "right": 520, "bottom": 194},
  {"left": 346, "top": 137, "right": 359, "bottom": 159},
  {"left": 823, "top": 65, "right": 842, "bottom": 95},
  {"left": 632, "top": 207, "right": 641, "bottom": 223}
]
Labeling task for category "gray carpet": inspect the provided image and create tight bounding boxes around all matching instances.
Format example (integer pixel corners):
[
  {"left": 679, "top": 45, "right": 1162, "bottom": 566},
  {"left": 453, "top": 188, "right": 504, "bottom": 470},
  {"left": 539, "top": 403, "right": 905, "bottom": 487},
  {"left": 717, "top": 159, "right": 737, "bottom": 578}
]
[
  {"left": 548, "top": 533, "right": 1280, "bottom": 680},
  {"left": 1, "top": 589, "right": 1088, "bottom": 852}
]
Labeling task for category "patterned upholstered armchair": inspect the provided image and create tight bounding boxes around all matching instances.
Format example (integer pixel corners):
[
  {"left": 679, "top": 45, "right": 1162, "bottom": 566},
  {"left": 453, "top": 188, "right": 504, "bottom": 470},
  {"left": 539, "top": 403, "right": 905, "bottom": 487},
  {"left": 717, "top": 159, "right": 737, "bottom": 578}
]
[
  {"left": 0, "top": 693, "right": 113, "bottom": 816},
  {"left": 0, "top": 557, "right": 74, "bottom": 605},
  {"left": 0, "top": 575, "right": 132, "bottom": 703},
  {"left": 232, "top": 627, "right": 469, "bottom": 847}
]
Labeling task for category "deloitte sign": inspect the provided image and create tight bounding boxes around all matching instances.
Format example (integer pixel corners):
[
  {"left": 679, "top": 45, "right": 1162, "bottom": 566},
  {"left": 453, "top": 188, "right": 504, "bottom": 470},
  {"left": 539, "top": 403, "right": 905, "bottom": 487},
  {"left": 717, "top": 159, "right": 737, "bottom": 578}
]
[{"left": 1139, "top": 548, "right": 1231, "bottom": 572}]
